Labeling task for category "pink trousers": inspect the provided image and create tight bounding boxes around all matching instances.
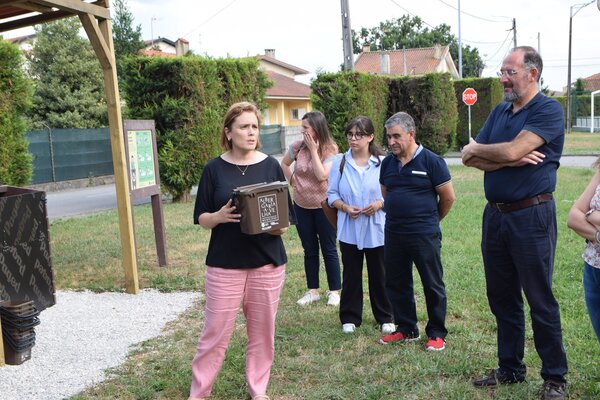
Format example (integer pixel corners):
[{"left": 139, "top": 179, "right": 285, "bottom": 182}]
[{"left": 189, "top": 264, "right": 285, "bottom": 399}]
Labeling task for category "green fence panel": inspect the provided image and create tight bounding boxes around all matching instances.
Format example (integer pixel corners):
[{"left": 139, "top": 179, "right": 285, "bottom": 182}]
[
  {"left": 26, "top": 128, "right": 113, "bottom": 184},
  {"left": 259, "top": 125, "right": 283, "bottom": 155}
]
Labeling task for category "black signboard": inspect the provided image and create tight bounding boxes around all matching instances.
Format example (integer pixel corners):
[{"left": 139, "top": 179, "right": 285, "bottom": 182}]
[{"left": 0, "top": 186, "right": 56, "bottom": 311}]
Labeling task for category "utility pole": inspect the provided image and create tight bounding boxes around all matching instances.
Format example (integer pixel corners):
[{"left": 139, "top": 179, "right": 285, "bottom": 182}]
[
  {"left": 340, "top": 0, "right": 354, "bottom": 71},
  {"left": 512, "top": 18, "right": 517, "bottom": 48},
  {"left": 567, "top": 0, "right": 597, "bottom": 135},
  {"left": 458, "top": 0, "right": 462, "bottom": 78}
]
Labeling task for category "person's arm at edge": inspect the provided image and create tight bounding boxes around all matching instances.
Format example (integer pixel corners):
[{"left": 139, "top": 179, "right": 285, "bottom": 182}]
[
  {"left": 280, "top": 150, "right": 294, "bottom": 182},
  {"left": 567, "top": 171, "right": 600, "bottom": 241},
  {"left": 436, "top": 181, "right": 455, "bottom": 220}
]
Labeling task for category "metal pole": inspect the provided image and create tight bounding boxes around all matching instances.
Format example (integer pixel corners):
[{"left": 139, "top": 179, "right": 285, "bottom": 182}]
[
  {"left": 567, "top": 1, "right": 596, "bottom": 135},
  {"left": 468, "top": 105, "right": 472, "bottom": 140},
  {"left": 567, "top": 10, "right": 573, "bottom": 134},
  {"left": 41, "top": 122, "right": 56, "bottom": 183},
  {"left": 458, "top": 0, "right": 462, "bottom": 78},
  {"left": 513, "top": 18, "right": 517, "bottom": 47}
]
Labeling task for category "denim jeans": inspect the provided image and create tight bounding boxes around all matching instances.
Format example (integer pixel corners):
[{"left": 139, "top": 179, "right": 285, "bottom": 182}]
[
  {"left": 293, "top": 203, "right": 341, "bottom": 291},
  {"left": 584, "top": 262, "right": 600, "bottom": 345}
]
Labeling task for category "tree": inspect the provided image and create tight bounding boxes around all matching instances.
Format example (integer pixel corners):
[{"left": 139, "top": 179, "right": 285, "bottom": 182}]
[
  {"left": 575, "top": 78, "right": 587, "bottom": 94},
  {"left": 352, "top": 15, "right": 485, "bottom": 78},
  {"left": 0, "top": 38, "right": 33, "bottom": 185},
  {"left": 112, "top": 0, "right": 144, "bottom": 60},
  {"left": 26, "top": 18, "right": 106, "bottom": 129}
]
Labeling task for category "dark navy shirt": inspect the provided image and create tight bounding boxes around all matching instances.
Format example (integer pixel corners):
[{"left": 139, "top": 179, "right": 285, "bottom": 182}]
[
  {"left": 476, "top": 92, "right": 564, "bottom": 203},
  {"left": 379, "top": 145, "right": 451, "bottom": 235}
]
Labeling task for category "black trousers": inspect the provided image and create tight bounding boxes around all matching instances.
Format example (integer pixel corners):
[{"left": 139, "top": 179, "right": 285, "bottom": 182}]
[
  {"left": 481, "top": 201, "right": 568, "bottom": 381},
  {"left": 384, "top": 231, "right": 448, "bottom": 339},
  {"left": 339, "top": 241, "right": 393, "bottom": 326}
]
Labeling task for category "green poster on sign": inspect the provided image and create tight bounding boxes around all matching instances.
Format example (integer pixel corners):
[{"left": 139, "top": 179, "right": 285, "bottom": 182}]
[{"left": 127, "top": 129, "right": 156, "bottom": 190}]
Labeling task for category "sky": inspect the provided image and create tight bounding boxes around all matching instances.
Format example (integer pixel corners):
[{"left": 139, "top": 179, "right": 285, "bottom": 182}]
[{"left": 5, "top": 0, "right": 600, "bottom": 91}]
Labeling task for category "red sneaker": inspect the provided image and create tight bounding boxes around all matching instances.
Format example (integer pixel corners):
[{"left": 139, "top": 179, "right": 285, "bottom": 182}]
[
  {"left": 379, "top": 331, "right": 420, "bottom": 345},
  {"left": 425, "top": 337, "right": 446, "bottom": 351}
]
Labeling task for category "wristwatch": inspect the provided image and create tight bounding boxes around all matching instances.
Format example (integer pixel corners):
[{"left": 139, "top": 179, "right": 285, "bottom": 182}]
[{"left": 585, "top": 209, "right": 595, "bottom": 220}]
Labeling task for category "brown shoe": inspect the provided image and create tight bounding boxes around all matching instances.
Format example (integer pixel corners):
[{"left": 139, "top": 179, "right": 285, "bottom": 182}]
[
  {"left": 540, "top": 379, "right": 567, "bottom": 400},
  {"left": 473, "top": 368, "right": 525, "bottom": 387}
]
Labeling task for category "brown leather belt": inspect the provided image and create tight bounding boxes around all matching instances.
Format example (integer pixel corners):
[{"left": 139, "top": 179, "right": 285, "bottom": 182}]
[{"left": 489, "top": 193, "right": 553, "bottom": 213}]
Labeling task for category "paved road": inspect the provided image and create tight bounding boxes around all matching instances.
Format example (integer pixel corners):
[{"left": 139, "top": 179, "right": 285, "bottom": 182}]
[{"left": 44, "top": 155, "right": 597, "bottom": 220}]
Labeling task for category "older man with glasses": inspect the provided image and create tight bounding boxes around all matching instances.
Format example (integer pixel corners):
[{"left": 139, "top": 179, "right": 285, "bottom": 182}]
[{"left": 462, "top": 46, "right": 568, "bottom": 400}]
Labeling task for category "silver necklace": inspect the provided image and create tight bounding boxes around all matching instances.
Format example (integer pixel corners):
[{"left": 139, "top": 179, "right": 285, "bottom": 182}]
[{"left": 235, "top": 164, "right": 249, "bottom": 175}]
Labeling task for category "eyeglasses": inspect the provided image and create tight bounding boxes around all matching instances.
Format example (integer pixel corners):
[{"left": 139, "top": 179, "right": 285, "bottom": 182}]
[
  {"left": 346, "top": 132, "right": 369, "bottom": 140},
  {"left": 497, "top": 69, "right": 519, "bottom": 78}
]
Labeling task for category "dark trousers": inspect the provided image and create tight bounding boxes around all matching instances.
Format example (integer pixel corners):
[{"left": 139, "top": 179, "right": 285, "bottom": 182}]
[
  {"left": 481, "top": 201, "right": 568, "bottom": 381},
  {"left": 339, "top": 242, "right": 393, "bottom": 326},
  {"left": 293, "top": 203, "right": 341, "bottom": 291},
  {"left": 384, "top": 231, "right": 447, "bottom": 339}
]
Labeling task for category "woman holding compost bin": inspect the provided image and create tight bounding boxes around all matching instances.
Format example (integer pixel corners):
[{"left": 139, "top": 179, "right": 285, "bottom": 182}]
[{"left": 189, "top": 101, "right": 291, "bottom": 400}]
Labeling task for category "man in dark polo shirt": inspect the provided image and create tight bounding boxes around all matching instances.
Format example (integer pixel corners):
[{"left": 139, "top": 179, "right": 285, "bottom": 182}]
[
  {"left": 378, "top": 111, "right": 455, "bottom": 352},
  {"left": 462, "top": 46, "right": 568, "bottom": 400}
]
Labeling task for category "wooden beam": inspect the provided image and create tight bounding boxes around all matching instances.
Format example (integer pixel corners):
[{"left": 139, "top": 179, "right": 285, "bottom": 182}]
[
  {"left": 0, "top": 8, "right": 72, "bottom": 32},
  {"left": 0, "top": 1, "right": 53, "bottom": 13},
  {"left": 79, "top": 12, "right": 111, "bottom": 69},
  {"left": 94, "top": 15, "right": 139, "bottom": 294},
  {"left": 26, "top": 0, "right": 109, "bottom": 19},
  {"left": 0, "top": 316, "right": 5, "bottom": 366}
]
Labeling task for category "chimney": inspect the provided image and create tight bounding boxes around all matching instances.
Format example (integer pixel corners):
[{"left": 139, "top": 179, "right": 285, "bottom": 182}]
[
  {"left": 380, "top": 53, "right": 390, "bottom": 75},
  {"left": 362, "top": 44, "right": 371, "bottom": 53},
  {"left": 176, "top": 38, "right": 189, "bottom": 56},
  {"left": 265, "top": 49, "right": 276, "bottom": 58},
  {"left": 433, "top": 44, "right": 442, "bottom": 60}
]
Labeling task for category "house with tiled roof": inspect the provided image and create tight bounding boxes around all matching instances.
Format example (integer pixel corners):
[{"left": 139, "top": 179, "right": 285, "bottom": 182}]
[
  {"left": 140, "top": 37, "right": 189, "bottom": 57},
  {"left": 582, "top": 73, "right": 600, "bottom": 92},
  {"left": 354, "top": 44, "right": 459, "bottom": 79},
  {"left": 258, "top": 49, "right": 311, "bottom": 127}
]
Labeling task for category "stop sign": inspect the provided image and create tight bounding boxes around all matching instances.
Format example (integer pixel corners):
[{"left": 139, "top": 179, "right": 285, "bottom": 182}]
[{"left": 462, "top": 88, "right": 478, "bottom": 106}]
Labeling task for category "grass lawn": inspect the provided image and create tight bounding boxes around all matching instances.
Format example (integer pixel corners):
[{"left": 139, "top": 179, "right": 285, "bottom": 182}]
[{"left": 52, "top": 165, "right": 600, "bottom": 399}]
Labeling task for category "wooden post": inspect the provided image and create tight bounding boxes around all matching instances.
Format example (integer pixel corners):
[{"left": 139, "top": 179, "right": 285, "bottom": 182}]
[
  {"left": 79, "top": 11, "right": 139, "bottom": 293},
  {"left": 151, "top": 194, "right": 169, "bottom": 266},
  {"left": 0, "top": 316, "right": 5, "bottom": 366}
]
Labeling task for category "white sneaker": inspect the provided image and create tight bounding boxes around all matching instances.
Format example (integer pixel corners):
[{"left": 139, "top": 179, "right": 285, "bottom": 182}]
[
  {"left": 342, "top": 323, "right": 356, "bottom": 333},
  {"left": 326, "top": 291, "right": 340, "bottom": 306},
  {"left": 297, "top": 291, "right": 320, "bottom": 306},
  {"left": 381, "top": 323, "right": 395, "bottom": 335}
]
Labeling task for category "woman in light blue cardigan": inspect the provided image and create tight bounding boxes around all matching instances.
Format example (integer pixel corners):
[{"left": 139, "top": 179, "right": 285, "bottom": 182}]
[{"left": 327, "top": 116, "right": 394, "bottom": 335}]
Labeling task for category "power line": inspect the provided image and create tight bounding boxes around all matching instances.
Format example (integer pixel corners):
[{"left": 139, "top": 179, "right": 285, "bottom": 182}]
[
  {"left": 180, "top": 0, "right": 238, "bottom": 39},
  {"left": 436, "top": 0, "right": 510, "bottom": 23},
  {"left": 387, "top": 0, "right": 438, "bottom": 29}
]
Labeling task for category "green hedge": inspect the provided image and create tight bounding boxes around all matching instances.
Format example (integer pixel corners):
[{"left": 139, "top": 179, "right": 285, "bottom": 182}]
[
  {"left": 121, "top": 55, "right": 270, "bottom": 202},
  {"left": 312, "top": 72, "right": 457, "bottom": 155},
  {"left": 0, "top": 39, "right": 32, "bottom": 186},
  {"left": 311, "top": 71, "right": 388, "bottom": 152},
  {"left": 453, "top": 77, "right": 503, "bottom": 148},
  {"left": 387, "top": 73, "right": 458, "bottom": 155}
]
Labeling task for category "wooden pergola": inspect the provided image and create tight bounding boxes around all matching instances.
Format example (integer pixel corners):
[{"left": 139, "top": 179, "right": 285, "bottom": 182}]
[{"left": 0, "top": 1, "right": 139, "bottom": 294}]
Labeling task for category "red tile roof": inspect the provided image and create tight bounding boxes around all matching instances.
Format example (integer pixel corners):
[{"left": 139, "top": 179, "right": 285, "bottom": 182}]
[
  {"left": 354, "top": 46, "right": 456, "bottom": 77},
  {"left": 265, "top": 71, "right": 311, "bottom": 99},
  {"left": 138, "top": 49, "right": 177, "bottom": 58},
  {"left": 584, "top": 73, "right": 600, "bottom": 92}
]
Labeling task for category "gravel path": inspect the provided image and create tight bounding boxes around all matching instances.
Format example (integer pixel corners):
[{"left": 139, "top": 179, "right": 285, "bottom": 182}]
[{"left": 0, "top": 289, "right": 200, "bottom": 400}]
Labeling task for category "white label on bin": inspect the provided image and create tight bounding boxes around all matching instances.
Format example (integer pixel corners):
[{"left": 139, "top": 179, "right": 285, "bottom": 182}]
[{"left": 258, "top": 194, "right": 279, "bottom": 230}]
